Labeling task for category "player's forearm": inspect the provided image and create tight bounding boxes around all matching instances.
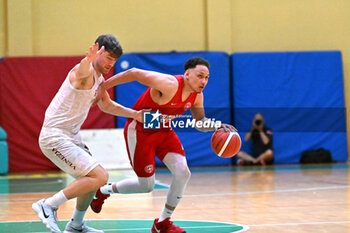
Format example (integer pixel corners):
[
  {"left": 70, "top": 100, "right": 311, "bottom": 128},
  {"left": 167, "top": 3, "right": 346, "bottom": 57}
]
[
  {"left": 103, "top": 68, "right": 138, "bottom": 90},
  {"left": 260, "top": 132, "right": 270, "bottom": 145},
  {"left": 102, "top": 101, "right": 137, "bottom": 119},
  {"left": 244, "top": 131, "right": 252, "bottom": 141}
]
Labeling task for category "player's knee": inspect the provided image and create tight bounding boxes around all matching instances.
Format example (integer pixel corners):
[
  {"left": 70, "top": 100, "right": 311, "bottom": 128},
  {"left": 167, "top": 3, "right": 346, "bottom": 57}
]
[
  {"left": 138, "top": 176, "right": 155, "bottom": 193},
  {"left": 183, "top": 168, "right": 191, "bottom": 181},
  {"left": 100, "top": 169, "right": 109, "bottom": 185},
  {"left": 142, "top": 184, "right": 154, "bottom": 193},
  {"left": 174, "top": 166, "right": 191, "bottom": 182},
  {"left": 94, "top": 168, "right": 109, "bottom": 187}
]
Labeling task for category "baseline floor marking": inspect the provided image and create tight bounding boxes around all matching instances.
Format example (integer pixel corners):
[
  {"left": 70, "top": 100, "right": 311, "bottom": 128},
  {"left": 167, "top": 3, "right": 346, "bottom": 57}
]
[{"left": 0, "top": 219, "right": 249, "bottom": 233}]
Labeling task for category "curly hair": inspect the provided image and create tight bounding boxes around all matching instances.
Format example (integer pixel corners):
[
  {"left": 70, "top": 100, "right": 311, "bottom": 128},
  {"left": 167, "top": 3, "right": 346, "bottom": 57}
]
[{"left": 184, "top": 57, "right": 210, "bottom": 70}]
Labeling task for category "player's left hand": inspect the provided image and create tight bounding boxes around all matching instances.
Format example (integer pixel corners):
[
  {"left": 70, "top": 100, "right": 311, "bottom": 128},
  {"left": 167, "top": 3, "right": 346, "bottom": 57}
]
[{"left": 218, "top": 123, "right": 237, "bottom": 132}]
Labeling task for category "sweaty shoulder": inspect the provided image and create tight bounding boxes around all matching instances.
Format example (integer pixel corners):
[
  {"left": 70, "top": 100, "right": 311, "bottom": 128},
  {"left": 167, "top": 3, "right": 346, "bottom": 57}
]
[
  {"left": 155, "top": 74, "right": 179, "bottom": 95},
  {"left": 150, "top": 75, "right": 179, "bottom": 105},
  {"left": 164, "top": 75, "right": 179, "bottom": 91},
  {"left": 69, "top": 64, "right": 94, "bottom": 89}
]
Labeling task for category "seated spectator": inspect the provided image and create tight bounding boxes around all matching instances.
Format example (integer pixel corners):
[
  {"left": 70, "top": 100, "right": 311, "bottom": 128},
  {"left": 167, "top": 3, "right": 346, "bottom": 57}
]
[{"left": 237, "top": 113, "right": 273, "bottom": 165}]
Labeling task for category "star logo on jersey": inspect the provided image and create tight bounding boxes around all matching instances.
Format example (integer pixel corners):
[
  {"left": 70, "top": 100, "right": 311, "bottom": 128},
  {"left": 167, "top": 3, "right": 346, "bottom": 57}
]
[{"left": 143, "top": 110, "right": 161, "bottom": 129}]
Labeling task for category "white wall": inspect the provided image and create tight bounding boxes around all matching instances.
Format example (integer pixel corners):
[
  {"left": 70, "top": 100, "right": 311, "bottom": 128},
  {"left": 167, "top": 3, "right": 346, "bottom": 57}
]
[{"left": 80, "top": 129, "right": 132, "bottom": 170}]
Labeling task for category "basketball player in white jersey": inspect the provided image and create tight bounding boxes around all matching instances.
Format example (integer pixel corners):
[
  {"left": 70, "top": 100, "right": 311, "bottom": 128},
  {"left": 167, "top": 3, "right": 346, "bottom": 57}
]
[{"left": 32, "top": 34, "right": 143, "bottom": 233}]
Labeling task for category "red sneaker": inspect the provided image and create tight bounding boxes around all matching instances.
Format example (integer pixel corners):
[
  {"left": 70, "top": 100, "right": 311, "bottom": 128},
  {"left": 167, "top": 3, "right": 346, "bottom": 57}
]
[
  {"left": 90, "top": 189, "right": 110, "bottom": 213},
  {"left": 151, "top": 218, "right": 186, "bottom": 233}
]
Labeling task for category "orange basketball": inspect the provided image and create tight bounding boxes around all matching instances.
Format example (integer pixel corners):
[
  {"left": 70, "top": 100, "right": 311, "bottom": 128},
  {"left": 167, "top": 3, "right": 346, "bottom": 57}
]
[{"left": 211, "top": 130, "right": 241, "bottom": 158}]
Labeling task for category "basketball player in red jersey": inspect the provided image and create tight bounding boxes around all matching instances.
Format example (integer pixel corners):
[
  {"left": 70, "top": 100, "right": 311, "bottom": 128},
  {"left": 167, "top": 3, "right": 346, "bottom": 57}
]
[{"left": 91, "top": 57, "right": 235, "bottom": 233}]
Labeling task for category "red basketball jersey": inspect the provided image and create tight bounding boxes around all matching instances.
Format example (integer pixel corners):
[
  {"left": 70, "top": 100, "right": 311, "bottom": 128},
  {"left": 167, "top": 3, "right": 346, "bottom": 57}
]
[{"left": 128, "top": 75, "right": 198, "bottom": 132}]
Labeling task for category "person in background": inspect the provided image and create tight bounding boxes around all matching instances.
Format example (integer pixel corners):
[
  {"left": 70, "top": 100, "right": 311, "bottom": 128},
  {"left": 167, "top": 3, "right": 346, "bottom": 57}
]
[{"left": 237, "top": 113, "right": 273, "bottom": 166}]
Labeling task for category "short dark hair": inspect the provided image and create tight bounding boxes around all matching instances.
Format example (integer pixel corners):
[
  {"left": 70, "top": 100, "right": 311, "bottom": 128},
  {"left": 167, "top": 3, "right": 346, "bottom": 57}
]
[
  {"left": 184, "top": 57, "right": 210, "bottom": 71},
  {"left": 95, "top": 34, "right": 123, "bottom": 58}
]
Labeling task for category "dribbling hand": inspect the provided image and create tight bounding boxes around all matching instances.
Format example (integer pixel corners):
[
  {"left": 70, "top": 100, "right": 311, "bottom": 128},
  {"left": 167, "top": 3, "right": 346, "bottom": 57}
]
[{"left": 218, "top": 123, "right": 237, "bottom": 132}]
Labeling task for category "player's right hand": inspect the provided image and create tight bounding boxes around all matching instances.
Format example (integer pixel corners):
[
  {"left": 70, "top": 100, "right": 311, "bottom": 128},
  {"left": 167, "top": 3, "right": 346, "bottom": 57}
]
[
  {"left": 134, "top": 110, "right": 144, "bottom": 123},
  {"left": 86, "top": 43, "right": 104, "bottom": 62}
]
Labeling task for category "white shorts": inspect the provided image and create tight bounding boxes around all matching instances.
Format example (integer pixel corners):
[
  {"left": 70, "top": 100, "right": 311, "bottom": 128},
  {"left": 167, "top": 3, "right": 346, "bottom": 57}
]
[{"left": 39, "top": 127, "right": 99, "bottom": 179}]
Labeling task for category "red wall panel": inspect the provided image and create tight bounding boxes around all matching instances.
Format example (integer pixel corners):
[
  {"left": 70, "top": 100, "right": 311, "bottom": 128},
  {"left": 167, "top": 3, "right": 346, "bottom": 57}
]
[{"left": 0, "top": 57, "right": 115, "bottom": 172}]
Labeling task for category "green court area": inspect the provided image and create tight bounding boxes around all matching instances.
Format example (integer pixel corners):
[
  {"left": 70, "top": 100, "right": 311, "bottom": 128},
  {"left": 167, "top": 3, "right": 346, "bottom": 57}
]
[
  {"left": 0, "top": 219, "right": 248, "bottom": 233},
  {"left": 0, "top": 171, "right": 169, "bottom": 194}
]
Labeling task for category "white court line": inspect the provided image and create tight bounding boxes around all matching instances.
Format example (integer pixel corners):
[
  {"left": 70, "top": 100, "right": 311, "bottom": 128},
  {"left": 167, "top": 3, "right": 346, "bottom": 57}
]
[
  {"left": 1, "top": 219, "right": 249, "bottom": 233},
  {"left": 102, "top": 225, "right": 246, "bottom": 232},
  {"left": 249, "top": 220, "right": 350, "bottom": 227},
  {"left": 0, "top": 185, "right": 349, "bottom": 204}
]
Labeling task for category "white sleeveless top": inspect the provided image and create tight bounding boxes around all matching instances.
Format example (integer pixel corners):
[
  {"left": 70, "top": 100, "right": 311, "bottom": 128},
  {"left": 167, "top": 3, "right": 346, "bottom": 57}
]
[{"left": 42, "top": 65, "right": 103, "bottom": 135}]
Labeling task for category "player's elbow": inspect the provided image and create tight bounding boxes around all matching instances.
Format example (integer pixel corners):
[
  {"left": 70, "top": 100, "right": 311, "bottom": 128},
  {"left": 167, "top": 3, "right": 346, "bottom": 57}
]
[
  {"left": 126, "top": 67, "right": 140, "bottom": 79},
  {"left": 98, "top": 100, "right": 111, "bottom": 114}
]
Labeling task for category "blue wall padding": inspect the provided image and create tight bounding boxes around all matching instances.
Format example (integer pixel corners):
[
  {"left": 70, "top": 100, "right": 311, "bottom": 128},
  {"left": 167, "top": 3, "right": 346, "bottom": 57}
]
[
  {"left": 0, "top": 127, "right": 8, "bottom": 174},
  {"left": 232, "top": 51, "right": 347, "bottom": 163},
  {"left": 114, "top": 52, "right": 232, "bottom": 166}
]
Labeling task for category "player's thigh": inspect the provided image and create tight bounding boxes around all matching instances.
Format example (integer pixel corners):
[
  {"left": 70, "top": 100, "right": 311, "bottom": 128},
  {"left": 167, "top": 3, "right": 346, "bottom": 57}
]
[
  {"left": 237, "top": 151, "right": 253, "bottom": 158},
  {"left": 156, "top": 131, "right": 185, "bottom": 162},
  {"left": 125, "top": 125, "right": 157, "bottom": 177},
  {"left": 40, "top": 139, "right": 99, "bottom": 178}
]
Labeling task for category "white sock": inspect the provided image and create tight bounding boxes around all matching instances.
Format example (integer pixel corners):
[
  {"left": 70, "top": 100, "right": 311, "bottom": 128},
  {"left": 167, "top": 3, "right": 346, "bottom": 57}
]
[
  {"left": 100, "top": 183, "right": 114, "bottom": 194},
  {"left": 159, "top": 206, "right": 174, "bottom": 222},
  {"left": 71, "top": 209, "right": 86, "bottom": 227},
  {"left": 45, "top": 190, "right": 68, "bottom": 208}
]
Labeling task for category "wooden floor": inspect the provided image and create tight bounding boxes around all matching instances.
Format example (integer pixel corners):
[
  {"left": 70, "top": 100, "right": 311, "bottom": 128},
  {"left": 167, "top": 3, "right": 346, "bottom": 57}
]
[{"left": 0, "top": 163, "right": 349, "bottom": 232}]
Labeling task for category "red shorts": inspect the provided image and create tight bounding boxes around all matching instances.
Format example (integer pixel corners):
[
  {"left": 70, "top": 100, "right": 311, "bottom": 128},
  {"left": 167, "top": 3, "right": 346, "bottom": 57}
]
[{"left": 124, "top": 120, "right": 185, "bottom": 177}]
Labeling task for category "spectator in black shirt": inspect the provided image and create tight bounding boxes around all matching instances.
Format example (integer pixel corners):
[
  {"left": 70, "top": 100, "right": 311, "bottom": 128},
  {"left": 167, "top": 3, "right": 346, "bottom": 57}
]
[{"left": 237, "top": 113, "right": 273, "bottom": 165}]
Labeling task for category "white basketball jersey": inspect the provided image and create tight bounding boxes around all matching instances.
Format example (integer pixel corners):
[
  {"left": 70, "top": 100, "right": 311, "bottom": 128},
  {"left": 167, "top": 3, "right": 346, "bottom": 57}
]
[{"left": 43, "top": 65, "right": 103, "bottom": 135}]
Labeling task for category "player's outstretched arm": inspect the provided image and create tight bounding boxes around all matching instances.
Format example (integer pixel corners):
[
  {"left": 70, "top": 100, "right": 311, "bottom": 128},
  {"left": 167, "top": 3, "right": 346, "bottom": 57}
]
[
  {"left": 97, "top": 89, "right": 143, "bottom": 122},
  {"left": 72, "top": 43, "right": 105, "bottom": 83},
  {"left": 103, "top": 68, "right": 178, "bottom": 94}
]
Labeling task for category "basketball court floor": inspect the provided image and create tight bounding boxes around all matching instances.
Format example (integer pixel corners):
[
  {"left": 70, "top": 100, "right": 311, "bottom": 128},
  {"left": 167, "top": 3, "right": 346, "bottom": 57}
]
[{"left": 0, "top": 163, "right": 349, "bottom": 232}]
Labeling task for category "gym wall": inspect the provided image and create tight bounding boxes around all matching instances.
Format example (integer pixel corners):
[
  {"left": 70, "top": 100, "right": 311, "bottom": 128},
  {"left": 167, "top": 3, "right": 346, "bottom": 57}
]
[{"left": 0, "top": 0, "right": 349, "bottom": 168}]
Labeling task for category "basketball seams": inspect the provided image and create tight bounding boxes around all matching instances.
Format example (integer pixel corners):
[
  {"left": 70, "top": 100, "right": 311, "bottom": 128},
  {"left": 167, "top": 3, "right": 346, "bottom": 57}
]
[
  {"left": 212, "top": 131, "right": 227, "bottom": 153},
  {"left": 217, "top": 132, "right": 234, "bottom": 157},
  {"left": 211, "top": 130, "right": 241, "bottom": 158}
]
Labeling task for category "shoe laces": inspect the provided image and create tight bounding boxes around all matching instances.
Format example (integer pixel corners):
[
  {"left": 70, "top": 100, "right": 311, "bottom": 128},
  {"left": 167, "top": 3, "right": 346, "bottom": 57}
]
[
  {"left": 98, "top": 193, "right": 110, "bottom": 203},
  {"left": 162, "top": 218, "right": 174, "bottom": 229}
]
